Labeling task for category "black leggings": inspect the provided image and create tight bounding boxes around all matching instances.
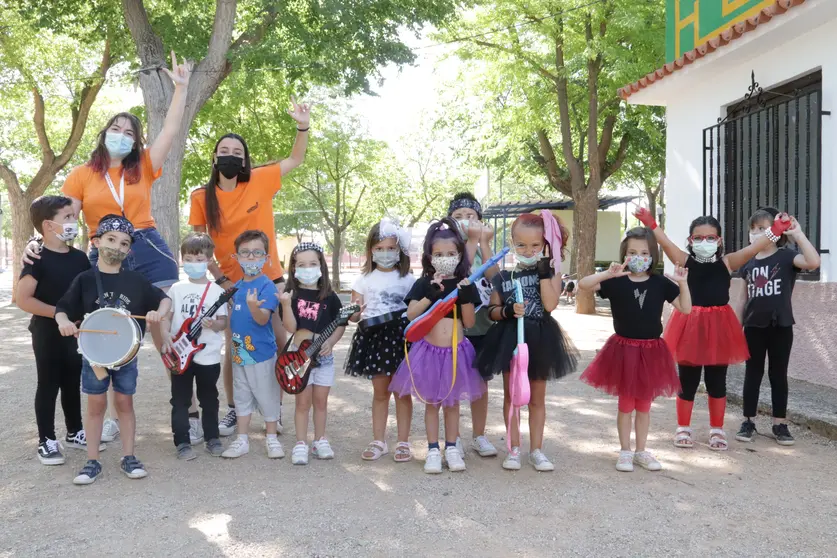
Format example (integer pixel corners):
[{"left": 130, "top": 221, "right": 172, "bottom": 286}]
[
  {"left": 33, "top": 325, "right": 83, "bottom": 443},
  {"left": 743, "top": 325, "right": 793, "bottom": 419},
  {"left": 678, "top": 364, "right": 728, "bottom": 400}
]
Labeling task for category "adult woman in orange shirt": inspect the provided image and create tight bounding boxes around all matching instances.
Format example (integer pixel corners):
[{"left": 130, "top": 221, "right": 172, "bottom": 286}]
[
  {"left": 25, "top": 52, "right": 192, "bottom": 290},
  {"left": 189, "top": 97, "right": 311, "bottom": 435}
]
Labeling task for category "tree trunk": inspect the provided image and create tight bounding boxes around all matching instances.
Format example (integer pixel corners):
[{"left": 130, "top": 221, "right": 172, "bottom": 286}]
[
  {"left": 331, "top": 227, "right": 342, "bottom": 289},
  {"left": 7, "top": 184, "right": 37, "bottom": 302},
  {"left": 573, "top": 186, "right": 600, "bottom": 315}
]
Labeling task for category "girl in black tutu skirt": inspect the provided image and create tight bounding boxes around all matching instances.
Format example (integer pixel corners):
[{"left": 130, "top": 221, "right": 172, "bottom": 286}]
[
  {"left": 344, "top": 218, "right": 416, "bottom": 463},
  {"left": 478, "top": 211, "right": 579, "bottom": 472}
]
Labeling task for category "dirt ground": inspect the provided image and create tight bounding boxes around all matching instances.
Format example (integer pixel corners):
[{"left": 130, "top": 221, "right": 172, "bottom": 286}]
[{"left": 1, "top": 302, "right": 836, "bottom": 558}]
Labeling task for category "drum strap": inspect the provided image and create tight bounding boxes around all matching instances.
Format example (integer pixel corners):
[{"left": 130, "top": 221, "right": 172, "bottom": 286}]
[{"left": 93, "top": 267, "right": 109, "bottom": 308}]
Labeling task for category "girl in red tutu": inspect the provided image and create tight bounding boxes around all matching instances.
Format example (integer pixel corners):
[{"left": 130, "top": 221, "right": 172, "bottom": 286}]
[
  {"left": 635, "top": 208, "right": 792, "bottom": 451},
  {"left": 579, "top": 227, "right": 690, "bottom": 473}
]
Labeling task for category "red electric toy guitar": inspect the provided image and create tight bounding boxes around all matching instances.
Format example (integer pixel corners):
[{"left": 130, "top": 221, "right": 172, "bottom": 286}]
[
  {"left": 275, "top": 304, "right": 360, "bottom": 394},
  {"left": 162, "top": 284, "right": 238, "bottom": 375}
]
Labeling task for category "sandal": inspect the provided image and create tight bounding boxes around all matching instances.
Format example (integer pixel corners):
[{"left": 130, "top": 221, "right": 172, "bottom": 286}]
[
  {"left": 393, "top": 441, "right": 412, "bottom": 463},
  {"left": 708, "top": 428, "right": 728, "bottom": 451},
  {"left": 361, "top": 440, "right": 389, "bottom": 461},
  {"left": 673, "top": 426, "right": 694, "bottom": 448}
]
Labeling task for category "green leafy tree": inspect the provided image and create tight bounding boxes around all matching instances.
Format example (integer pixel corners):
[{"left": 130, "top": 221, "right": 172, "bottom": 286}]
[{"left": 438, "top": 0, "right": 665, "bottom": 313}]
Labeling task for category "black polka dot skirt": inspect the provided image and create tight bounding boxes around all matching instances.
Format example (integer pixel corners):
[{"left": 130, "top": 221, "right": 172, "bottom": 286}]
[{"left": 345, "top": 316, "right": 411, "bottom": 379}]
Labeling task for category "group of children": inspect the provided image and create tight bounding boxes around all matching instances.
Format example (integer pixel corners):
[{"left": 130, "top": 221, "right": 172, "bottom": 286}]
[{"left": 19, "top": 191, "right": 818, "bottom": 482}]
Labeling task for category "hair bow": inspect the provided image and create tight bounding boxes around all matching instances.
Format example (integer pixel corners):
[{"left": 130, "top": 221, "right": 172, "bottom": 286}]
[{"left": 379, "top": 217, "right": 412, "bottom": 255}]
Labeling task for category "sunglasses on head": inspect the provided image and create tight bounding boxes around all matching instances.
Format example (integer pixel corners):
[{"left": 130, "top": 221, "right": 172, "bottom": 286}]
[{"left": 690, "top": 235, "right": 720, "bottom": 243}]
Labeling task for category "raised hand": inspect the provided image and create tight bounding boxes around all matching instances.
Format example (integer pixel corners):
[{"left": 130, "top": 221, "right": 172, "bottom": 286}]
[
  {"left": 480, "top": 224, "right": 495, "bottom": 243},
  {"left": 782, "top": 216, "right": 801, "bottom": 238},
  {"left": 160, "top": 51, "right": 192, "bottom": 88},
  {"left": 277, "top": 291, "right": 293, "bottom": 305},
  {"left": 287, "top": 95, "right": 312, "bottom": 127},
  {"left": 466, "top": 222, "right": 482, "bottom": 242},
  {"left": 246, "top": 288, "right": 265, "bottom": 309},
  {"left": 634, "top": 207, "right": 658, "bottom": 230},
  {"left": 607, "top": 261, "right": 631, "bottom": 278},
  {"left": 665, "top": 264, "right": 689, "bottom": 284}
]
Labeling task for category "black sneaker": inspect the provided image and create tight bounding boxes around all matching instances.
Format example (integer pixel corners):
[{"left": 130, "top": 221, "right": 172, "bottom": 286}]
[
  {"left": 176, "top": 443, "right": 197, "bottom": 461},
  {"left": 735, "top": 420, "right": 757, "bottom": 442},
  {"left": 218, "top": 408, "right": 237, "bottom": 437},
  {"left": 120, "top": 455, "right": 148, "bottom": 479},
  {"left": 206, "top": 438, "right": 224, "bottom": 457},
  {"left": 73, "top": 460, "right": 102, "bottom": 485},
  {"left": 772, "top": 423, "right": 795, "bottom": 446},
  {"left": 38, "top": 439, "right": 65, "bottom": 466}
]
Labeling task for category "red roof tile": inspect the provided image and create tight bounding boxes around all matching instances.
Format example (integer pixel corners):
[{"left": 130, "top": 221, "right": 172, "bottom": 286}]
[{"left": 618, "top": 0, "right": 807, "bottom": 100}]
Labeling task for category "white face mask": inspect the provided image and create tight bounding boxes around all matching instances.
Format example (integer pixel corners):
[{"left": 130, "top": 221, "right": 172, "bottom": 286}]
[
  {"left": 456, "top": 219, "right": 470, "bottom": 238},
  {"left": 295, "top": 266, "right": 322, "bottom": 285},
  {"left": 692, "top": 240, "right": 718, "bottom": 259},
  {"left": 51, "top": 221, "right": 79, "bottom": 242},
  {"left": 431, "top": 255, "right": 461, "bottom": 277},
  {"left": 514, "top": 250, "right": 543, "bottom": 267},
  {"left": 749, "top": 231, "right": 764, "bottom": 244},
  {"left": 372, "top": 251, "right": 400, "bottom": 269}
]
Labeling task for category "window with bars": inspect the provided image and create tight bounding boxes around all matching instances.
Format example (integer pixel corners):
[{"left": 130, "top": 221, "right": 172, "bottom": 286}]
[{"left": 702, "top": 71, "right": 824, "bottom": 274}]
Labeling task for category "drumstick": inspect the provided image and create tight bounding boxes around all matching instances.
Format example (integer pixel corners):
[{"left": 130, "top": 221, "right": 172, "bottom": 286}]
[
  {"left": 112, "top": 313, "right": 146, "bottom": 320},
  {"left": 79, "top": 329, "right": 118, "bottom": 335}
]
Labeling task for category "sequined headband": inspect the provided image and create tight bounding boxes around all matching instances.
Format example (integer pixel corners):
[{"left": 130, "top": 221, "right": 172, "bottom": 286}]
[
  {"left": 93, "top": 215, "right": 135, "bottom": 241},
  {"left": 293, "top": 242, "right": 324, "bottom": 255},
  {"left": 448, "top": 197, "right": 482, "bottom": 219}
]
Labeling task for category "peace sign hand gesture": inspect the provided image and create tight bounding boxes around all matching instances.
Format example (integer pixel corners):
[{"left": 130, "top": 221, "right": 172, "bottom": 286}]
[
  {"left": 161, "top": 51, "right": 192, "bottom": 89},
  {"left": 607, "top": 261, "right": 631, "bottom": 278},
  {"left": 287, "top": 95, "right": 312, "bottom": 127}
]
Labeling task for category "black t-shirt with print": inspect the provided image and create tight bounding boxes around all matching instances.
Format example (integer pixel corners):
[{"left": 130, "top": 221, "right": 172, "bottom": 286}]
[
  {"left": 404, "top": 277, "right": 480, "bottom": 319},
  {"left": 20, "top": 246, "right": 91, "bottom": 332},
  {"left": 491, "top": 268, "right": 546, "bottom": 319},
  {"left": 598, "top": 274, "right": 680, "bottom": 339},
  {"left": 738, "top": 248, "right": 800, "bottom": 328},
  {"left": 55, "top": 269, "right": 168, "bottom": 335},
  {"left": 281, "top": 288, "right": 342, "bottom": 334}
]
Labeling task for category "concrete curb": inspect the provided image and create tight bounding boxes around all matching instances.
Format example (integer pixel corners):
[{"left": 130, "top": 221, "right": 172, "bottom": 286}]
[{"left": 723, "top": 364, "right": 837, "bottom": 440}]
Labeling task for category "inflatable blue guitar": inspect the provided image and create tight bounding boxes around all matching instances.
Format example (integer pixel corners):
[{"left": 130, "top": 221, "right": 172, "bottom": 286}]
[{"left": 404, "top": 247, "right": 509, "bottom": 342}]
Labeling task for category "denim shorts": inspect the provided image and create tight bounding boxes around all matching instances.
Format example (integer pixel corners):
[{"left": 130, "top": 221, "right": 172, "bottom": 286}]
[
  {"left": 81, "top": 357, "right": 139, "bottom": 396},
  {"left": 89, "top": 227, "right": 179, "bottom": 288}
]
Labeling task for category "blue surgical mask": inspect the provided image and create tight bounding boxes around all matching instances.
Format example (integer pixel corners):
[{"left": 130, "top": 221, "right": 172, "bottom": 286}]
[
  {"left": 183, "top": 262, "right": 208, "bottom": 279},
  {"left": 240, "top": 258, "right": 266, "bottom": 277},
  {"left": 295, "top": 266, "right": 322, "bottom": 285},
  {"left": 515, "top": 250, "right": 543, "bottom": 267},
  {"left": 105, "top": 132, "right": 135, "bottom": 158}
]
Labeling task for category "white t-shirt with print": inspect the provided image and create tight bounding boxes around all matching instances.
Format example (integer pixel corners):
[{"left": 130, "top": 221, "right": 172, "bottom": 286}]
[
  {"left": 352, "top": 269, "right": 416, "bottom": 320},
  {"left": 168, "top": 279, "right": 228, "bottom": 366}
]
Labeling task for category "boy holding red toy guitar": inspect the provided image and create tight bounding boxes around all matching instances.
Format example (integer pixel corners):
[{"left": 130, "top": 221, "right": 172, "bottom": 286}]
[{"left": 163, "top": 233, "right": 229, "bottom": 460}]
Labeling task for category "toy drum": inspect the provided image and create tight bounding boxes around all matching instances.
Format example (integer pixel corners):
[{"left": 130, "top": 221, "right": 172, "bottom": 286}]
[{"left": 77, "top": 308, "right": 142, "bottom": 373}]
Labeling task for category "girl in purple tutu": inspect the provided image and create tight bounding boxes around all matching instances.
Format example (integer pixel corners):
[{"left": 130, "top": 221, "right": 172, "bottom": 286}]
[
  {"left": 389, "top": 217, "right": 485, "bottom": 474},
  {"left": 579, "top": 227, "right": 691, "bottom": 473}
]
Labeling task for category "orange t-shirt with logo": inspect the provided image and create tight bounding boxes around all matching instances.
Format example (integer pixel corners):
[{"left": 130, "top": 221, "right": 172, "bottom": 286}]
[
  {"left": 62, "top": 150, "right": 161, "bottom": 233},
  {"left": 189, "top": 164, "right": 285, "bottom": 283}
]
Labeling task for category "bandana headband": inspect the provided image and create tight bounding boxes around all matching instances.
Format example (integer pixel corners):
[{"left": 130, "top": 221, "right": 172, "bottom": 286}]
[
  {"left": 293, "top": 242, "right": 324, "bottom": 256},
  {"left": 93, "top": 215, "right": 135, "bottom": 242},
  {"left": 378, "top": 217, "right": 412, "bottom": 254},
  {"left": 448, "top": 197, "right": 482, "bottom": 219}
]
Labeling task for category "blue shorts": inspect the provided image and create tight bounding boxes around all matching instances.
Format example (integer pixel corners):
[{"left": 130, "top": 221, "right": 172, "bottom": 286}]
[
  {"left": 81, "top": 357, "right": 139, "bottom": 396},
  {"left": 89, "top": 227, "right": 178, "bottom": 288}
]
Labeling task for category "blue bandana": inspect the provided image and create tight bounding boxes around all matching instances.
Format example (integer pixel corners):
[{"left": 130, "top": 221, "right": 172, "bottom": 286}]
[
  {"left": 93, "top": 214, "right": 135, "bottom": 242},
  {"left": 448, "top": 197, "right": 482, "bottom": 219}
]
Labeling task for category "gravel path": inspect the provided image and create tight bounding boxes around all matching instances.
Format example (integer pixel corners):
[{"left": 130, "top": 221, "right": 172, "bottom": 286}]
[{"left": 1, "top": 303, "right": 835, "bottom": 557}]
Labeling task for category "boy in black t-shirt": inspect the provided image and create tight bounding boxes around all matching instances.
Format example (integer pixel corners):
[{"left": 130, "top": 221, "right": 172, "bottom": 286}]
[
  {"left": 17, "top": 196, "right": 94, "bottom": 466},
  {"left": 55, "top": 215, "right": 171, "bottom": 485}
]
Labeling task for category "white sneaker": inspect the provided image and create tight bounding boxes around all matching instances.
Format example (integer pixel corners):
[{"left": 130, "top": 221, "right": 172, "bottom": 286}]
[
  {"left": 616, "top": 450, "right": 634, "bottom": 472},
  {"left": 502, "top": 446, "right": 522, "bottom": 470},
  {"left": 445, "top": 446, "right": 466, "bottom": 472},
  {"left": 529, "top": 449, "right": 555, "bottom": 472},
  {"left": 633, "top": 451, "right": 662, "bottom": 471},
  {"left": 218, "top": 409, "right": 236, "bottom": 437},
  {"left": 266, "top": 435, "right": 285, "bottom": 459},
  {"left": 189, "top": 418, "right": 204, "bottom": 445},
  {"left": 424, "top": 448, "right": 443, "bottom": 474},
  {"left": 471, "top": 436, "right": 498, "bottom": 457},
  {"left": 65, "top": 430, "right": 106, "bottom": 451},
  {"left": 101, "top": 419, "right": 119, "bottom": 443},
  {"left": 221, "top": 436, "right": 249, "bottom": 458},
  {"left": 312, "top": 438, "right": 334, "bottom": 460},
  {"left": 292, "top": 442, "right": 309, "bottom": 465},
  {"left": 455, "top": 436, "right": 465, "bottom": 457}
]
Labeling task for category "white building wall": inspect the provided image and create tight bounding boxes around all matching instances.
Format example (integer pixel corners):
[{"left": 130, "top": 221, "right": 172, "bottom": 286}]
[{"left": 637, "top": 0, "right": 837, "bottom": 280}]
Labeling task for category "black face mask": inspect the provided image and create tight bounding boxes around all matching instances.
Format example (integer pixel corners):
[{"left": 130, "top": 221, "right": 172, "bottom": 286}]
[{"left": 215, "top": 155, "right": 244, "bottom": 179}]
